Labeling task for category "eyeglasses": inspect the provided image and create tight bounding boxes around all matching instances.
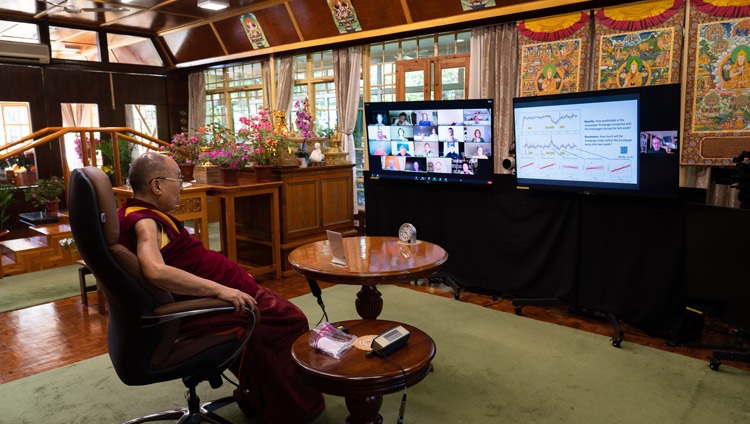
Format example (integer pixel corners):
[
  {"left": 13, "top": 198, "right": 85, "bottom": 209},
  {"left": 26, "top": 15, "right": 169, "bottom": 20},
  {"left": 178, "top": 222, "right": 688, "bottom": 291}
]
[
  {"left": 151, "top": 175, "right": 184, "bottom": 190},
  {"left": 154, "top": 175, "right": 184, "bottom": 183}
]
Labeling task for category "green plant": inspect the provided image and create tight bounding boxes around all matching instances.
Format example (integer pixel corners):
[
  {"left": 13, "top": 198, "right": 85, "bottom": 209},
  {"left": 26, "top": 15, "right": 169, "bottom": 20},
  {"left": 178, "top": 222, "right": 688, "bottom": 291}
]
[
  {"left": 24, "top": 176, "right": 64, "bottom": 208},
  {"left": 99, "top": 137, "right": 135, "bottom": 183},
  {"left": 0, "top": 187, "right": 16, "bottom": 232}
]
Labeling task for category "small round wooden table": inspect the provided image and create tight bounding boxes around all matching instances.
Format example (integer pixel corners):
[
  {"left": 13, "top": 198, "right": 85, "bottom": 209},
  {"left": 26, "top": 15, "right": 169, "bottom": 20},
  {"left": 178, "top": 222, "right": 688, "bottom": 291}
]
[
  {"left": 288, "top": 236, "right": 448, "bottom": 319},
  {"left": 292, "top": 319, "right": 436, "bottom": 424}
]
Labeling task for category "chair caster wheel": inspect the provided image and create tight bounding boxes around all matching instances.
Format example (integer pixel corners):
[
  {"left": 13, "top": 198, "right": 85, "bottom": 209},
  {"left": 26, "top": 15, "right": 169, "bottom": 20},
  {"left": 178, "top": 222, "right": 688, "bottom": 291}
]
[
  {"left": 611, "top": 338, "right": 622, "bottom": 348},
  {"left": 708, "top": 357, "right": 721, "bottom": 371}
]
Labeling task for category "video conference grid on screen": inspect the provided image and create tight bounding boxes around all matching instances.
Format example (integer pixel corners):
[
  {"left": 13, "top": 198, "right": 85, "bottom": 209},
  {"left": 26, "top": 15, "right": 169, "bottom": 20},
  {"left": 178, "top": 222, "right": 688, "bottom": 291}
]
[{"left": 366, "top": 102, "right": 493, "bottom": 184}]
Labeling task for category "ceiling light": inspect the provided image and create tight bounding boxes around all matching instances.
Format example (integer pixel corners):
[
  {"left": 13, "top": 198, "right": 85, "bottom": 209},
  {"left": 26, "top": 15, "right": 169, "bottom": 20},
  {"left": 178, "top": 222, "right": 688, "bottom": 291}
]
[{"left": 197, "top": 0, "right": 229, "bottom": 10}]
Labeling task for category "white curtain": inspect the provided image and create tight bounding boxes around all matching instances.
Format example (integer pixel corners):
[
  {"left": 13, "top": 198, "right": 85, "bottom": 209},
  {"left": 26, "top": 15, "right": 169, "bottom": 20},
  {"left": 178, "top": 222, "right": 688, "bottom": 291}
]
[
  {"left": 188, "top": 71, "right": 205, "bottom": 130},
  {"left": 275, "top": 56, "right": 295, "bottom": 115},
  {"left": 470, "top": 24, "right": 517, "bottom": 174},
  {"left": 333, "top": 45, "right": 362, "bottom": 214}
]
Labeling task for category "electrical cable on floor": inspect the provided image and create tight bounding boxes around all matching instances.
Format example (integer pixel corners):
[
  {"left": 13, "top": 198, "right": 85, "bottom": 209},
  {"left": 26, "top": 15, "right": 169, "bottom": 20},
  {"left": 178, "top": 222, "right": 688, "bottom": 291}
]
[{"left": 379, "top": 352, "right": 408, "bottom": 423}]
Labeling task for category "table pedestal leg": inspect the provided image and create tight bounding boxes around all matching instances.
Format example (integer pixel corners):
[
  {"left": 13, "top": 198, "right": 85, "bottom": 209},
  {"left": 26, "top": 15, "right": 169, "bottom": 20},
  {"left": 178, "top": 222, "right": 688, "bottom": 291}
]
[
  {"left": 355, "top": 285, "right": 383, "bottom": 319},
  {"left": 345, "top": 395, "right": 383, "bottom": 424}
]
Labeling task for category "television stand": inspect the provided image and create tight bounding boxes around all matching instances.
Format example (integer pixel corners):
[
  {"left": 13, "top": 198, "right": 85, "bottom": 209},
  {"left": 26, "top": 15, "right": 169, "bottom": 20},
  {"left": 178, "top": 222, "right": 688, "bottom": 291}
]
[
  {"left": 707, "top": 327, "right": 749, "bottom": 371},
  {"left": 513, "top": 299, "right": 624, "bottom": 348}
]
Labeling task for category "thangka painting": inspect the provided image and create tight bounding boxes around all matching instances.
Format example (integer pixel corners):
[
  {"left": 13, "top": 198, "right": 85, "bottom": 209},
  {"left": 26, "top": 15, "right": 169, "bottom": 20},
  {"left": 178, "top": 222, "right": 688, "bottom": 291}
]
[
  {"left": 519, "top": 39, "right": 583, "bottom": 97},
  {"left": 682, "top": 10, "right": 750, "bottom": 165},
  {"left": 460, "top": 0, "right": 496, "bottom": 11},
  {"left": 328, "top": 0, "right": 362, "bottom": 34},
  {"left": 592, "top": 0, "right": 684, "bottom": 91},
  {"left": 692, "top": 20, "right": 750, "bottom": 133},
  {"left": 597, "top": 28, "right": 676, "bottom": 89},
  {"left": 517, "top": 12, "right": 590, "bottom": 97},
  {"left": 241, "top": 13, "right": 269, "bottom": 49}
]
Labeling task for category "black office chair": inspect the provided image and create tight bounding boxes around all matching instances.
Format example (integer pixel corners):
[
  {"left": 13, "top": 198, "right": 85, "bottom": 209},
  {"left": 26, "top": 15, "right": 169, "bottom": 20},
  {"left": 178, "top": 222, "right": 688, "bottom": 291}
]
[{"left": 68, "top": 166, "right": 258, "bottom": 423}]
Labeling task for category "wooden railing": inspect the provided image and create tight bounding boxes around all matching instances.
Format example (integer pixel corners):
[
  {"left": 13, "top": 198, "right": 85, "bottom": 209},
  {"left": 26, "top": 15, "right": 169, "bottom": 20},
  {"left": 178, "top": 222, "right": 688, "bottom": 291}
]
[{"left": 0, "top": 127, "right": 171, "bottom": 198}]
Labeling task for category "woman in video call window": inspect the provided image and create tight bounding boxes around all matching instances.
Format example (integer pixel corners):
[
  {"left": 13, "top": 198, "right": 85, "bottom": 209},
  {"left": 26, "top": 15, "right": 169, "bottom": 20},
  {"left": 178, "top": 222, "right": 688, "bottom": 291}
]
[
  {"left": 472, "top": 129, "right": 485, "bottom": 143},
  {"left": 473, "top": 145, "right": 488, "bottom": 159},
  {"left": 418, "top": 112, "right": 432, "bottom": 126}
]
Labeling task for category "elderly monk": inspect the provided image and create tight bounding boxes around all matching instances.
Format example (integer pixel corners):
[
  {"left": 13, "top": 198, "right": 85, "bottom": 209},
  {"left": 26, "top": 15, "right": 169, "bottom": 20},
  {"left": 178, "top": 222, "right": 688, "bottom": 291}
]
[{"left": 117, "top": 152, "right": 323, "bottom": 424}]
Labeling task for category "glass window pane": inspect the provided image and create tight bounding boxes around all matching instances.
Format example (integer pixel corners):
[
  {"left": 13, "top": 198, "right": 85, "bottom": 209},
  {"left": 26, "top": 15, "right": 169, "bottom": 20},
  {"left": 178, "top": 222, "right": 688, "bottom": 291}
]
[
  {"left": 107, "top": 34, "right": 163, "bottom": 66},
  {"left": 294, "top": 54, "right": 307, "bottom": 80},
  {"left": 205, "top": 68, "right": 225, "bottom": 91},
  {"left": 456, "top": 31, "right": 471, "bottom": 54},
  {"left": 418, "top": 36, "right": 434, "bottom": 58},
  {"left": 438, "top": 34, "right": 454, "bottom": 56},
  {"left": 401, "top": 38, "right": 417, "bottom": 61},
  {"left": 49, "top": 26, "right": 100, "bottom": 62},
  {"left": 0, "top": 20, "right": 39, "bottom": 43},
  {"left": 0, "top": 102, "right": 31, "bottom": 146}
]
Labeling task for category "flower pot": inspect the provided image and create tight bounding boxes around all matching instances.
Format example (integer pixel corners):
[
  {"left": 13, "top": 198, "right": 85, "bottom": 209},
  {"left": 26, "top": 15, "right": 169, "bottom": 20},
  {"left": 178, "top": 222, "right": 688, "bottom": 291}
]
[
  {"left": 220, "top": 168, "right": 241, "bottom": 186},
  {"left": 253, "top": 164, "right": 273, "bottom": 182},
  {"left": 179, "top": 163, "right": 195, "bottom": 182},
  {"left": 46, "top": 199, "right": 60, "bottom": 214},
  {"left": 14, "top": 171, "right": 37, "bottom": 187},
  {"left": 194, "top": 165, "right": 221, "bottom": 184}
]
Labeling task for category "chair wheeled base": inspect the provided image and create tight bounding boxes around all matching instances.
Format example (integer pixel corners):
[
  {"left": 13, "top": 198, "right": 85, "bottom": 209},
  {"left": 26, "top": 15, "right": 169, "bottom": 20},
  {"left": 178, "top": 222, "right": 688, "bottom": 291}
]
[{"left": 124, "top": 381, "right": 235, "bottom": 424}]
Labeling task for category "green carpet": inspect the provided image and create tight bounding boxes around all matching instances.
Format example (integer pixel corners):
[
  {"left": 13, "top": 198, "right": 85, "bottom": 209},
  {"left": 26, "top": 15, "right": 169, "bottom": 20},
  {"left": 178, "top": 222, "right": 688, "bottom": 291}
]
[
  {"left": 0, "top": 284, "right": 748, "bottom": 423},
  {"left": 0, "top": 264, "right": 81, "bottom": 313}
]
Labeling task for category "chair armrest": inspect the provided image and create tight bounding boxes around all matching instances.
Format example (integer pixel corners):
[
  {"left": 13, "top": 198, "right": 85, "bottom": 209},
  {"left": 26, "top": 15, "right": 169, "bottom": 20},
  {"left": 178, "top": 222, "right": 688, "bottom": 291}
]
[{"left": 142, "top": 298, "right": 252, "bottom": 327}]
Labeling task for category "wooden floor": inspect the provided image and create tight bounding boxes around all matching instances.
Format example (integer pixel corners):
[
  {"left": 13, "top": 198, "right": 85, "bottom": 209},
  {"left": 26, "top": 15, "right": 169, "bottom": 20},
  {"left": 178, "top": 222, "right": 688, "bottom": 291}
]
[{"left": 1, "top": 273, "right": 748, "bottom": 385}]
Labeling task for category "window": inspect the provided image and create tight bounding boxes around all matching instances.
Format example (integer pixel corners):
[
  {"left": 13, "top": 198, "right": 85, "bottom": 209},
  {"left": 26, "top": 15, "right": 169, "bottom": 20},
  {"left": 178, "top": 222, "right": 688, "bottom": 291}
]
[
  {"left": 0, "top": 102, "right": 32, "bottom": 146},
  {"left": 293, "top": 51, "right": 336, "bottom": 134},
  {"left": 49, "top": 26, "right": 100, "bottom": 62},
  {"left": 204, "top": 63, "right": 264, "bottom": 130},
  {"left": 0, "top": 20, "right": 39, "bottom": 43},
  {"left": 125, "top": 104, "right": 158, "bottom": 158},
  {"left": 107, "top": 34, "right": 163, "bottom": 67}
]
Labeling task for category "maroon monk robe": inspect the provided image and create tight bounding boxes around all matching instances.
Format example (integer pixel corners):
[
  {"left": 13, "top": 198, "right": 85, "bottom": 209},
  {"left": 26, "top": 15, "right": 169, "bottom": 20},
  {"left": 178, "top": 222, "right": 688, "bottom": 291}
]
[{"left": 118, "top": 198, "right": 324, "bottom": 424}]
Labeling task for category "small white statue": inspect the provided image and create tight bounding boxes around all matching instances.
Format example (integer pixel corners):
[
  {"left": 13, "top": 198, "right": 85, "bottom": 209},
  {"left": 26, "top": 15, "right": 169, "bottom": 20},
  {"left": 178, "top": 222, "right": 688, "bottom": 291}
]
[{"left": 310, "top": 142, "right": 325, "bottom": 163}]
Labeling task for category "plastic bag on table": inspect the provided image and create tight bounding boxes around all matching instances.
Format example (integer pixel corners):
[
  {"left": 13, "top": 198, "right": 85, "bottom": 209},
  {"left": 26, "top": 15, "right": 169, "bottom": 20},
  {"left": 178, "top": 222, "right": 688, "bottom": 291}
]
[{"left": 309, "top": 321, "right": 357, "bottom": 359}]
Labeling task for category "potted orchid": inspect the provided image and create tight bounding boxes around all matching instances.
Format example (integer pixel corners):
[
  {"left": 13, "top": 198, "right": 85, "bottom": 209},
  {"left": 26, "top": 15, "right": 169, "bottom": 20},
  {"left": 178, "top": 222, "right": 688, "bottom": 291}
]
[{"left": 241, "top": 108, "right": 294, "bottom": 166}]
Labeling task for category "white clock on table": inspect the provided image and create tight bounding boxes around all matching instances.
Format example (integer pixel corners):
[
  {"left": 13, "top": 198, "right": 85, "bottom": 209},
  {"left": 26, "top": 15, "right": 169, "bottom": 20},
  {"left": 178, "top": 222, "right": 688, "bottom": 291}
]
[{"left": 398, "top": 223, "right": 418, "bottom": 245}]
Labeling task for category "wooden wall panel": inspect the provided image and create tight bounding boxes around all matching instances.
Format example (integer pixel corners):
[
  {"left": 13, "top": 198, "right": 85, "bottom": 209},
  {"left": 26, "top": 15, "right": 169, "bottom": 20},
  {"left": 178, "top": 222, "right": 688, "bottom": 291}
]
[
  {"left": 112, "top": 73, "right": 167, "bottom": 105},
  {"left": 405, "top": 0, "right": 473, "bottom": 22},
  {"left": 254, "top": 4, "right": 303, "bottom": 47},
  {"left": 0, "top": 65, "right": 46, "bottom": 128},
  {"left": 288, "top": 0, "right": 341, "bottom": 41},
  {"left": 352, "top": 0, "right": 408, "bottom": 29},
  {"left": 214, "top": 15, "right": 254, "bottom": 55},
  {"left": 162, "top": 26, "right": 223, "bottom": 64}
]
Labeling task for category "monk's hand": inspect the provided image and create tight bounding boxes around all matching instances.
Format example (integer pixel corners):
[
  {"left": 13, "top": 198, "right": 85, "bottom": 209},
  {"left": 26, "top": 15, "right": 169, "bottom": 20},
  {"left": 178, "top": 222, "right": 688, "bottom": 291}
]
[{"left": 218, "top": 287, "right": 257, "bottom": 312}]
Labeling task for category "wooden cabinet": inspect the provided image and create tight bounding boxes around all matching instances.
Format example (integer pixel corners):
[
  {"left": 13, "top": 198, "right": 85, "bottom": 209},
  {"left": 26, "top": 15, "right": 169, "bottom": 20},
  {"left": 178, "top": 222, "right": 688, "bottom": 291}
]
[{"left": 258, "top": 164, "right": 358, "bottom": 274}]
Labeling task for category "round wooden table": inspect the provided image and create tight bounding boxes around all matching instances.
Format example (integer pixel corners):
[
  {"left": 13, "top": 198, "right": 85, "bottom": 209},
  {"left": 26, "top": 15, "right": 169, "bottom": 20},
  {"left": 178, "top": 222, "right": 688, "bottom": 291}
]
[
  {"left": 292, "top": 319, "right": 436, "bottom": 424},
  {"left": 288, "top": 236, "right": 448, "bottom": 319}
]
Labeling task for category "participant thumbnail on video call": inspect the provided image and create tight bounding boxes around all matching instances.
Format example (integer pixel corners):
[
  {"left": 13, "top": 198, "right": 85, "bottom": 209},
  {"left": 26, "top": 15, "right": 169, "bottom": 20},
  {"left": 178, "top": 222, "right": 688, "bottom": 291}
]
[{"left": 367, "top": 107, "right": 492, "bottom": 177}]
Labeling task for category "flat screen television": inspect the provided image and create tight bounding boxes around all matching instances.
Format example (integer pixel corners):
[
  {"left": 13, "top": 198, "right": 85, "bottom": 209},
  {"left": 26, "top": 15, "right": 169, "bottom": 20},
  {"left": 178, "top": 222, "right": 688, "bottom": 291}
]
[
  {"left": 511, "top": 84, "right": 680, "bottom": 198},
  {"left": 364, "top": 99, "right": 494, "bottom": 185}
]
